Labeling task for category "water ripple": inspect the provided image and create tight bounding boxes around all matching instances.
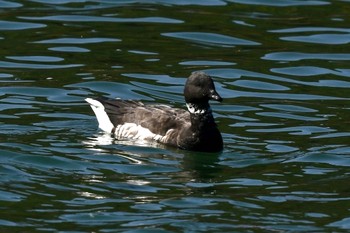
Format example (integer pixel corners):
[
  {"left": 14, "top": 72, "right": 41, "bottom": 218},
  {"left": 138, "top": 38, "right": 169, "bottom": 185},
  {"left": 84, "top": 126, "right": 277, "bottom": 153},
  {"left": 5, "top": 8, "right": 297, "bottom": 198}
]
[
  {"left": 0, "top": 190, "right": 25, "bottom": 202},
  {"left": 179, "top": 60, "right": 235, "bottom": 66},
  {"left": 151, "top": 0, "right": 227, "bottom": 6},
  {"left": 0, "top": 0, "right": 22, "bottom": 8},
  {"left": 270, "top": 27, "right": 350, "bottom": 44},
  {"left": 232, "top": 80, "right": 289, "bottom": 91},
  {"left": 0, "top": 20, "right": 45, "bottom": 30},
  {"left": 260, "top": 104, "right": 318, "bottom": 113},
  {"left": 281, "top": 33, "right": 350, "bottom": 45},
  {"left": 285, "top": 153, "right": 350, "bottom": 167},
  {"left": 33, "top": 37, "right": 120, "bottom": 44},
  {"left": 205, "top": 68, "right": 350, "bottom": 91},
  {"left": 0, "top": 60, "right": 83, "bottom": 69},
  {"left": 20, "top": 15, "right": 184, "bottom": 24},
  {"left": 270, "top": 27, "right": 350, "bottom": 33},
  {"left": 29, "top": 0, "right": 227, "bottom": 7},
  {"left": 248, "top": 126, "right": 334, "bottom": 135},
  {"left": 122, "top": 73, "right": 184, "bottom": 85},
  {"left": 67, "top": 81, "right": 152, "bottom": 100},
  {"left": 272, "top": 66, "right": 333, "bottom": 76},
  {"left": 262, "top": 52, "right": 350, "bottom": 61},
  {"left": 48, "top": 46, "right": 90, "bottom": 52},
  {"left": 162, "top": 32, "right": 260, "bottom": 47},
  {"left": 256, "top": 112, "right": 326, "bottom": 121},
  {"left": 6, "top": 56, "right": 64, "bottom": 62},
  {"left": 227, "top": 0, "right": 329, "bottom": 6}
]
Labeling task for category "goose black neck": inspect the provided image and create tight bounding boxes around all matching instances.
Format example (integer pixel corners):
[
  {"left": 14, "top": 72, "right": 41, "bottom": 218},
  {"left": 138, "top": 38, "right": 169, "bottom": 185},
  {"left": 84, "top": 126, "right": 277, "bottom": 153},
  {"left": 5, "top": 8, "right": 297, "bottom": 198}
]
[{"left": 186, "top": 102, "right": 216, "bottom": 130}]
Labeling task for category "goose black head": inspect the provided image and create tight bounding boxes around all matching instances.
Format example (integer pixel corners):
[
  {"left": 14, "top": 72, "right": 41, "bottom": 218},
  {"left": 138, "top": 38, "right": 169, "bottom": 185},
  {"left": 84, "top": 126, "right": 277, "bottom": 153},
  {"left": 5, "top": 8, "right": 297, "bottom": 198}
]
[{"left": 184, "top": 71, "right": 222, "bottom": 104}]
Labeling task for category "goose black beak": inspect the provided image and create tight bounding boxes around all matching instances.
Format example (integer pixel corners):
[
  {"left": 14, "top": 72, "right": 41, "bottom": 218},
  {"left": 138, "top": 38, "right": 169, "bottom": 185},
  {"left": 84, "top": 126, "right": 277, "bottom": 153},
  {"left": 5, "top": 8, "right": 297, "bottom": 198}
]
[{"left": 210, "top": 90, "right": 223, "bottom": 102}]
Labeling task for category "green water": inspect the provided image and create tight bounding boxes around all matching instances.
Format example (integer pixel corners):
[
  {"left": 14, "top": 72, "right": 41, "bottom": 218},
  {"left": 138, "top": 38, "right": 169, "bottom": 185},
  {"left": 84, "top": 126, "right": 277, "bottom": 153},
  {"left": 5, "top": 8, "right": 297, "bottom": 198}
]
[{"left": 1, "top": 0, "right": 350, "bottom": 232}]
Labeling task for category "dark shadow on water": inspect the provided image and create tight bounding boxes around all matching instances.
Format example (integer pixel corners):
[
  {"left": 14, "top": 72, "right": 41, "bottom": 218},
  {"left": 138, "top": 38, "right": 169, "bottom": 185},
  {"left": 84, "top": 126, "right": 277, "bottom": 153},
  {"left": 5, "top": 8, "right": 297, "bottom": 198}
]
[{"left": 181, "top": 149, "right": 222, "bottom": 180}]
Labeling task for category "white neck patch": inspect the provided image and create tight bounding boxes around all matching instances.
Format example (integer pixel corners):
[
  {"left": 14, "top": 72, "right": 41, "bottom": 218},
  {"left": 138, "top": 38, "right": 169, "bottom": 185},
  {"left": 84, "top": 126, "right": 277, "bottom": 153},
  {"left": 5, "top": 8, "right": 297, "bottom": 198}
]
[{"left": 186, "top": 103, "right": 210, "bottom": 115}]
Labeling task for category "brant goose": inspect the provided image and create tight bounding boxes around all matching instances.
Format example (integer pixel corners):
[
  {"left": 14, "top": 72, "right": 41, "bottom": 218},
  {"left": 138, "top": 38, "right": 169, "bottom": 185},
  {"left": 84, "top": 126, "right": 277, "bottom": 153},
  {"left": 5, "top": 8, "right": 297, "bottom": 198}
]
[{"left": 85, "top": 71, "right": 223, "bottom": 152}]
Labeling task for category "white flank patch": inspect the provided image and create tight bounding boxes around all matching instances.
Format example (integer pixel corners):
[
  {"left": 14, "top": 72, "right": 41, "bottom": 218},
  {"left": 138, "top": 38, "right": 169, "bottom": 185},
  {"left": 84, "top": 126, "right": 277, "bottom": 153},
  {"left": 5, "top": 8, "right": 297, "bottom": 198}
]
[
  {"left": 113, "top": 122, "right": 164, "bottom": 141},
  {"left": 85, "top": 98, "right": 114, "bottom": 132}
]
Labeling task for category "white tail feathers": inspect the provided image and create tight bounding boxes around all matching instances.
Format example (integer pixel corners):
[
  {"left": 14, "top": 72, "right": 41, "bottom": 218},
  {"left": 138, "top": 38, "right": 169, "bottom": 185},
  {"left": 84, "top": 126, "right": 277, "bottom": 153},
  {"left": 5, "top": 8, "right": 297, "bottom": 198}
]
[{"left": 85, "top": 98, "right": 114, "bottom": 133}]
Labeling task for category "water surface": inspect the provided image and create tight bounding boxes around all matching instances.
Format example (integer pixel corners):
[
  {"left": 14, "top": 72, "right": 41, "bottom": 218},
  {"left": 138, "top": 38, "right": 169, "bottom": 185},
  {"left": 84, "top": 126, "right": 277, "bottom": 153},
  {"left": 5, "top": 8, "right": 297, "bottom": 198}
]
[{"left": 1, "top": 0, "right": 350, "bottom": 232}]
